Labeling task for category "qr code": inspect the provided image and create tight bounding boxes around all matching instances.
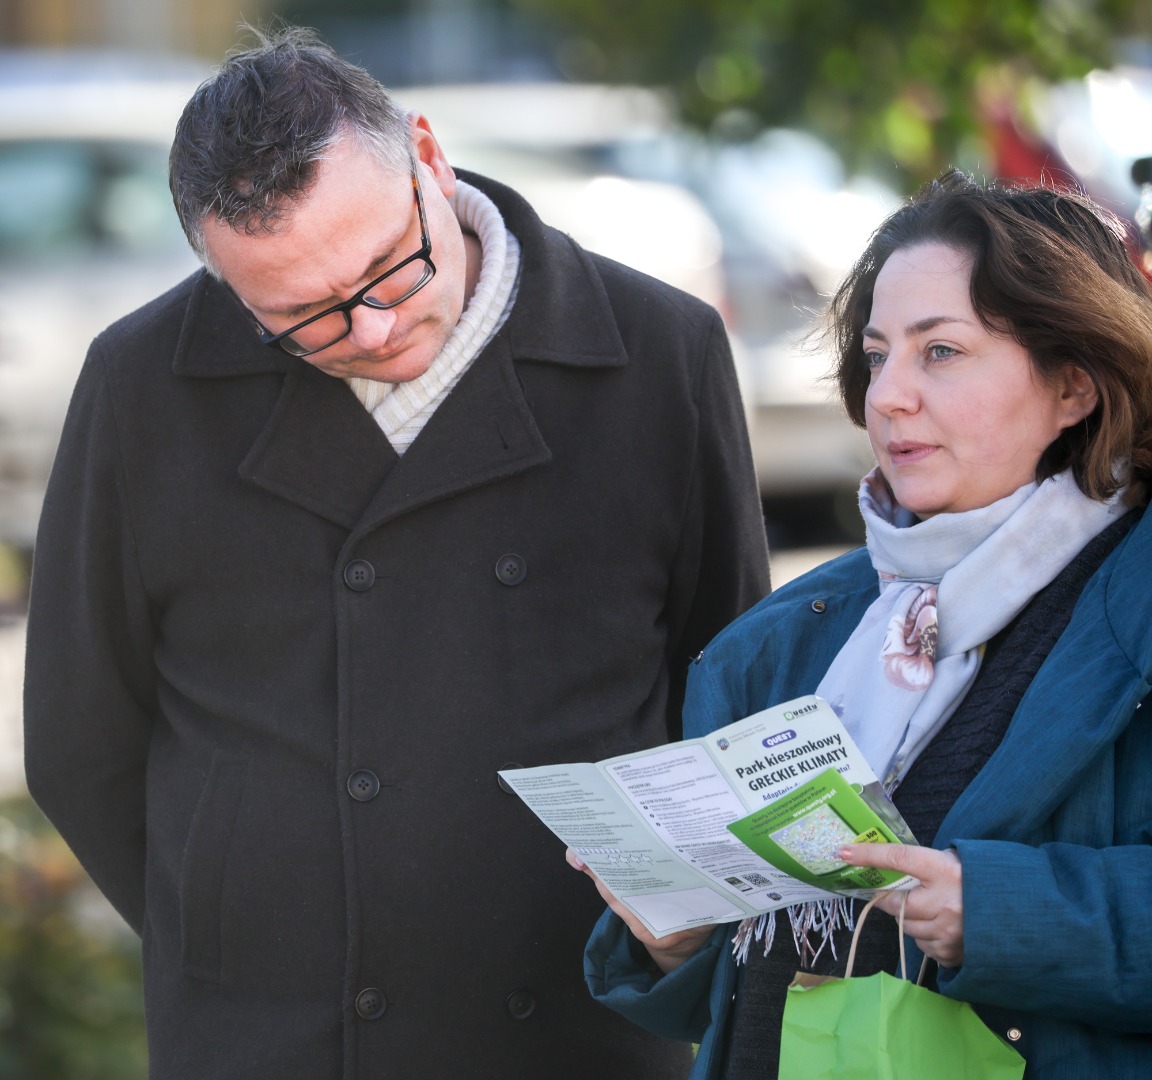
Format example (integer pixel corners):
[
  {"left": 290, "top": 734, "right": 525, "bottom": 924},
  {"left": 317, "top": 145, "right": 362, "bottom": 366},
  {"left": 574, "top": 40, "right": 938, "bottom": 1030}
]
[
  {"left": 742, "top": 872, "right": 772, "bottom": 888},
  {"left": 855, "top": 867, "right": 887, "bottom": 888}
]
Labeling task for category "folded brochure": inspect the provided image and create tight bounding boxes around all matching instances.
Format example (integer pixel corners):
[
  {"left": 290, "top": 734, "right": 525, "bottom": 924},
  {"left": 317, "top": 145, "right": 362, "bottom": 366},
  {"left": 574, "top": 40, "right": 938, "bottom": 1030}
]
[{"left": 499, "top": 695, "right": 917, "bottom": 937}]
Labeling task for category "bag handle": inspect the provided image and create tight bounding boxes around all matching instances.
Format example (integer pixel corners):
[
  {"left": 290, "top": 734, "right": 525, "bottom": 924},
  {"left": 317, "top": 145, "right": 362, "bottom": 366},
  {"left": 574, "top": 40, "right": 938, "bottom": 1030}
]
[{"left": 844, "top": 891, "right": 910, "bottom": 981}]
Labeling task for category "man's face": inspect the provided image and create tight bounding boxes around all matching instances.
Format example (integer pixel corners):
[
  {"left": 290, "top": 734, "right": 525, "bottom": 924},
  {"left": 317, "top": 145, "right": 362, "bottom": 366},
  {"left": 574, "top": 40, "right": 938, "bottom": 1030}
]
[{"left": 204, "top": 125, "right": 472, "bottom": 383}]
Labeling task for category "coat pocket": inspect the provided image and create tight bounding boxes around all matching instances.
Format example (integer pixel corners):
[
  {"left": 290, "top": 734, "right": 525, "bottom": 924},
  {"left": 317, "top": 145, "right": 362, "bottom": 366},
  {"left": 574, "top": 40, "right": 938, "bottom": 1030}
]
[{"left": 180, "top": 749, "right": 249, "bottom": 986}]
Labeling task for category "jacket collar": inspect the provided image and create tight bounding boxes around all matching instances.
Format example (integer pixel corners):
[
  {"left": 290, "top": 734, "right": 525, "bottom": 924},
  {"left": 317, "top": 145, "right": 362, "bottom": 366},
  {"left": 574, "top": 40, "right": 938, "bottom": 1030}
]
[
  {"left": 171, "top": 168, "right": 629, "bottom": 380},
  {"left": 171, "top": 270, "right": 289, "bottom": 378},
  {"left": 459, "top": 169, "right": 629, "bottom": 370}
]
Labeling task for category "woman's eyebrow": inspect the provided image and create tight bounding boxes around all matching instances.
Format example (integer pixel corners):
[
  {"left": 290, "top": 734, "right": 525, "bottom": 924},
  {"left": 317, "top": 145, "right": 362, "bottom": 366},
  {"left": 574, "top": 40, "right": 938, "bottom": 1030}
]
[
  {"left": 906, "top": 314, "right": 972, "bottom": 334},
  {"left": 862, "top": 315, "right": 973, "bottom": 341}
]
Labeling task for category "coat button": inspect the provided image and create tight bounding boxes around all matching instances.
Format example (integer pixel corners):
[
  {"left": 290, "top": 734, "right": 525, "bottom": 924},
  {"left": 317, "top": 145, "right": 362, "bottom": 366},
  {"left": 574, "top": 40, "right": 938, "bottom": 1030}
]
[
  {"left": 497, "top": 761, "right": 524, "bottom": 794},
  {"left": 344, "top": 560, "right": 376, "bottom": 592},
  {"left": 505, "top": 988, "right": 536, "bottom": 1020},
  {"left": 495, "top": 554, "right": 527, "bottom": 586},
  {"left": 347, "top": 770, "right": 381, "bottom": 802},
  {"left": 355, "top": 987, "right": 387, "bottom": 1020},
  {"left": 1006, "top": 1027, "right": 1022, "bottom": 1042}
]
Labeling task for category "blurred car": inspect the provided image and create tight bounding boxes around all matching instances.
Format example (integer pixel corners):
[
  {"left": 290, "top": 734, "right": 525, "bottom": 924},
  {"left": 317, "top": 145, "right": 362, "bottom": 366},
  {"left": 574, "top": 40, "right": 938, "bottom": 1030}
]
[
  {"left": 0, "top": 74, "right": 734, "bottom": 550},
  {"left": 398, "top": 83, "right": 730, "bottom": 324},
  {"left": 0, "top": 50, "right": 204, "bottom": 550},
  {"left": 0, "top": 63, "right": 882, "bottom": 551},
  {"left": 402, "top": 84, "right": 882, "bottom": 513},
  {"left": 609, "top": 125, "right": 891, "bottom": 524},
  {"left": 690, "top": 129, "right": 894, "bottom": 510},
  {"left": 1029, "top": 63, "right": 1152, "bottom": 225}
]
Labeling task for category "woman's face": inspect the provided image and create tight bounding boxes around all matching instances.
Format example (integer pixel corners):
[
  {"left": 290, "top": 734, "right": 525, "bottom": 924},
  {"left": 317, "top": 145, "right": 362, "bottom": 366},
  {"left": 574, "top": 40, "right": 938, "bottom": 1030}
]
[{"left": 862, "top": 242, "right": 1096, "bottom": 518}]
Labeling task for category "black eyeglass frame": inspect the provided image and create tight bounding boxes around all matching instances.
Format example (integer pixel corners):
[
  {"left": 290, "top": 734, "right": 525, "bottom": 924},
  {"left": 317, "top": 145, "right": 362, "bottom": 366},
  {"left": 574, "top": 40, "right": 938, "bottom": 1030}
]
[{"left": 253, "top": 166, "right": 436, "bottom": 357}]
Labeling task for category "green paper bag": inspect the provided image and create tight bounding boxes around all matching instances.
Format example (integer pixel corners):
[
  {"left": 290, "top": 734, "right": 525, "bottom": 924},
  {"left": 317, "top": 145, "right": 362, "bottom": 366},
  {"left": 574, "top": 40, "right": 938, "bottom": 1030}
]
[{"left": 778, "top": 896, "right": 1025, "bottom": 1079}]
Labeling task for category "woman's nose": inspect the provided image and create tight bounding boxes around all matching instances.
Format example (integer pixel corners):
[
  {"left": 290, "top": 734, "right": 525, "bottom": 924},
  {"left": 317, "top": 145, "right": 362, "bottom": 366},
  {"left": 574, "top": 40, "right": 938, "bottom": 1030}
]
[{"left": 866, "top": 353, "right": 919, "bottom": 417}]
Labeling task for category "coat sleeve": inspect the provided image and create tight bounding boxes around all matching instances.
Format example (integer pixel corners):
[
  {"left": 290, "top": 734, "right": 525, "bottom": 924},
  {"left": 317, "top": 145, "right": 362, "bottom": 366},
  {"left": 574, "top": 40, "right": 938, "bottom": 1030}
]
[
  {"left": 937, "top": 558, "right": 1152, "bottom": 1035},
  {"left": 584, "top": 907, "right": 729, "bottom": 1044},
  {"left": 661, "top": 311, "right": 770, "bottom": 739},
  {"left": 23, "top": 342, "right": 156, "bottom": 934},
  {"left": 940, "top": 835, "right": 1152, "bottom": 1031}
]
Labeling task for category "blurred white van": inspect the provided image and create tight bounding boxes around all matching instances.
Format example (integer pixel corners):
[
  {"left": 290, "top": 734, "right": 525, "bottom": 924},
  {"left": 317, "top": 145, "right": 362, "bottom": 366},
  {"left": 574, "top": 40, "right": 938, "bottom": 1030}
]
[{"left": 0, "top": 51, "right": 204, "bottom": 549}]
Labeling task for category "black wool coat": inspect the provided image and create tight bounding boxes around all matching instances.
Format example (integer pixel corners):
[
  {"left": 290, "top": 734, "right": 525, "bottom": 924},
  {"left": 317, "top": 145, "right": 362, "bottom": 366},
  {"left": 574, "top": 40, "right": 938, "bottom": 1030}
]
[{"left": 24, "top": 172, "right": 770, "bottom": 1079}]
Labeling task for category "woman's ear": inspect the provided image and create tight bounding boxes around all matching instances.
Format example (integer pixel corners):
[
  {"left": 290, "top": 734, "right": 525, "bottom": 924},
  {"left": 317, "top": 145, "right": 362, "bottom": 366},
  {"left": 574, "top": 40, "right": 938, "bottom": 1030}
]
[{"left": 1056, "top": 364, "right": 1099, "bottom": 429}]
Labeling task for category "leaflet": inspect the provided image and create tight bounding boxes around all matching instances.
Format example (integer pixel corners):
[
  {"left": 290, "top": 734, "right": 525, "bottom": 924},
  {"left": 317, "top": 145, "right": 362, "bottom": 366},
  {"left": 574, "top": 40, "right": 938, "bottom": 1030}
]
[{"left": 499, "top": 695, "right": 917, "bottom": 937}]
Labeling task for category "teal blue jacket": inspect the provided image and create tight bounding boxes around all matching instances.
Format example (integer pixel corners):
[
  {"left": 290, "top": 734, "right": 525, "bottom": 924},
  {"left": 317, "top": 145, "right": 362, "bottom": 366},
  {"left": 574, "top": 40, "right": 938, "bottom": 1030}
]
[{"left": 586, "top": 506, "right": 1152, "bottom": 1078}]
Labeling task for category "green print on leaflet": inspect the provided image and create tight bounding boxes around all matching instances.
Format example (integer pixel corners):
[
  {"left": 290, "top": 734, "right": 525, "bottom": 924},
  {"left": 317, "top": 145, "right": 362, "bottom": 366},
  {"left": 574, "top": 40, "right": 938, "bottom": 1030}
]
[{"left": 727, "top": 769, "right": 910, "bottom": 893}]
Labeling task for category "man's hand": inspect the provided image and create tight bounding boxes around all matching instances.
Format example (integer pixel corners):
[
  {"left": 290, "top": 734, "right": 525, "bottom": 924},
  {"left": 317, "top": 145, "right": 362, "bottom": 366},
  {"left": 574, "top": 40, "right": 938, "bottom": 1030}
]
[
  {"left": 839, "top": 843, "right": 965, "bottom": 969},
  {"left": 566, "top": 849, "right": 714, "bottom": 975}
]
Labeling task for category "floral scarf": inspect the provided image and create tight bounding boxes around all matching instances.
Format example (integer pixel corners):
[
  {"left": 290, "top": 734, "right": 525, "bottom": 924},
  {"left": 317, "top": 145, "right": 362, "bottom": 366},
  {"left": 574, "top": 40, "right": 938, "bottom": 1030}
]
[{"left": 819, "top": 467, "right": 1130, "bottom": 791}]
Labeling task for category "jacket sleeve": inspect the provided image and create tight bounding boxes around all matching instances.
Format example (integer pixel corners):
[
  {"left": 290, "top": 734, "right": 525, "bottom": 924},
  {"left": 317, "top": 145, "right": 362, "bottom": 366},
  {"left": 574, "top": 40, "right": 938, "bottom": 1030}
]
[
  {"left": 662, "top": 311, "right": 770, "bottom": 738},
  {"left": 23, "top": 342, "right": 155, "bottom": 933},
  {"left": 940, "top": 835, "right": 1152, "bottom": 1031},
  {"left": 584, "top": 908, "right": 729, "bottom": 1043}
]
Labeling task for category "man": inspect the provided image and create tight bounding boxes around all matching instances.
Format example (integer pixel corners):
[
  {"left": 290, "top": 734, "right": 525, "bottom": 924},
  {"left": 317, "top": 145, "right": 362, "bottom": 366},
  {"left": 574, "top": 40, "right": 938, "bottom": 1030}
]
[{"left": 23, "top": 26, "right": 769, "bottom": 1080}]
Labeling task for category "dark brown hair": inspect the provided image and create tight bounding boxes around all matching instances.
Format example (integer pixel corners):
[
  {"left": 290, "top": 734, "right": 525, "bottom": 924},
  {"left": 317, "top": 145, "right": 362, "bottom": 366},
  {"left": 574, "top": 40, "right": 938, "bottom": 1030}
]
[
  {"left": 828, "top": 168, "right": 1152, "bottom": 500},
  {"left": 169, "top": 24, "right": 410, "bottom": 271}
]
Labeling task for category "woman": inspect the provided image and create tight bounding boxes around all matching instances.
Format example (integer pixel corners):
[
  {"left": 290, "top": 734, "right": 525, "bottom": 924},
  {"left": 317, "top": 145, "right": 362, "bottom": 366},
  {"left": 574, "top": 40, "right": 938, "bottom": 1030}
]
[{"left": 572, "top": 170, "right": 1152, "bottom": 1077}]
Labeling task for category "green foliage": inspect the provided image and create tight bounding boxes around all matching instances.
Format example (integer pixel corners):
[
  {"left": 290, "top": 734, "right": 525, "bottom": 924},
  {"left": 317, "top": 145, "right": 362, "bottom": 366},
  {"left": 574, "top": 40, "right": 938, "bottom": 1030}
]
[
  {"left": 511, "top": 0, "right": 1152, "bottom": 188},
  {"left": 0, "top": 797, "right": 146, "bottom": 1080},
  {"left": 0, "top": 547, "right": 29, "bottom": 611}
]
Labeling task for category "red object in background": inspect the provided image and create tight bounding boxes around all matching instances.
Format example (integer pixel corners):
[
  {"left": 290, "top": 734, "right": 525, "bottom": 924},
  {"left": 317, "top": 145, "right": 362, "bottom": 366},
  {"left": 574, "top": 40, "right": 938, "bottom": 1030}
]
[
  {"left": 983, "top": 102, "right": 1077, "bottom": 188},
  {"left": 983, "top": 99, "right": 1152, "bottom": 281}
]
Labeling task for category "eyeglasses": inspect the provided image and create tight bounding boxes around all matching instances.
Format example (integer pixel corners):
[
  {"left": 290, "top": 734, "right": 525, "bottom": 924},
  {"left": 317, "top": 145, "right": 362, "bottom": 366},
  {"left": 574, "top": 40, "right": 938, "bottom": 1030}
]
[{"left": 252, "top": 167, "right": 436, "bottom": 357}]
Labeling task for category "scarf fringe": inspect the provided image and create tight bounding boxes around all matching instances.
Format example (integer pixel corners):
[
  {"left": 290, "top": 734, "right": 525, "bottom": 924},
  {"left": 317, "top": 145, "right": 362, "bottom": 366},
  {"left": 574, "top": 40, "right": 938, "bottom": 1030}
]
[{"left": 732, "top": 898, "right": 856, "bottom": 968}]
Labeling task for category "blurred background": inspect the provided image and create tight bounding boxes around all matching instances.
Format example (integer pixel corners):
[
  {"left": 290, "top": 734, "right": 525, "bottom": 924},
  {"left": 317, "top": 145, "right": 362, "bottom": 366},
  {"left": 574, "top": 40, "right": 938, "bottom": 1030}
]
[{"left": 3, "top": 0, "right": 1152, "bottom": 1072}]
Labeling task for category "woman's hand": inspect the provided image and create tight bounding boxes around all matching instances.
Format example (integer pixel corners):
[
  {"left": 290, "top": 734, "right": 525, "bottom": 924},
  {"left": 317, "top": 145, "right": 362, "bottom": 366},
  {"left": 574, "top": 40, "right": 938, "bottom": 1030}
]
[
  {"left": 565, "top": 849, "right": 714, "bottom": 975},
  {"left": 839, "top": 843, "right": 965, "bottom": 969}
]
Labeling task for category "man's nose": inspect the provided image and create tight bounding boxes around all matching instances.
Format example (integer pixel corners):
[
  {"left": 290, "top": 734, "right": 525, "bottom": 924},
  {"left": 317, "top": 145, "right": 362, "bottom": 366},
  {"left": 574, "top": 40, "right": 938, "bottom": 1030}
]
[{"left": 347, "top": 301, "right": 400, "bottom": 349}]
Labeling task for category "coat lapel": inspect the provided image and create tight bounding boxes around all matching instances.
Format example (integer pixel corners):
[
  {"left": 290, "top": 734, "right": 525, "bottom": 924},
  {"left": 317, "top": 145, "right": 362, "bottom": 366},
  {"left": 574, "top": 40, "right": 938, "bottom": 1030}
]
[
  {"left": 236, "top": 339, "right": 551, "bottom": 533},
  {"left": 352, "top": 334, "right": 551, "bottom": 532},
  {"left": 238, "top": 363, "right": 399, "bottom": 531},
  {"left": 173, "top": 274, "right": 400, "bottom": 529}
]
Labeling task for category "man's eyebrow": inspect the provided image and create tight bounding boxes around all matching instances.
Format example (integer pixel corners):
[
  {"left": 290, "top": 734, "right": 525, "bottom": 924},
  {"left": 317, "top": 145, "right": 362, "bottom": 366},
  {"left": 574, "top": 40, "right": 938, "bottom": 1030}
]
[{"left": 273, "top": 240, "right": 404, "bottom": 318}]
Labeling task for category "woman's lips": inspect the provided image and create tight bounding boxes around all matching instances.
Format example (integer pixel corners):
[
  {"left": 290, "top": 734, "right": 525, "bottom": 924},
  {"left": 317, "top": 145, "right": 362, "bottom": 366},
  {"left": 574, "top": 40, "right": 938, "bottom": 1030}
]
[{"left": 886, "top": 440, "right": 936, "bottom": 465}]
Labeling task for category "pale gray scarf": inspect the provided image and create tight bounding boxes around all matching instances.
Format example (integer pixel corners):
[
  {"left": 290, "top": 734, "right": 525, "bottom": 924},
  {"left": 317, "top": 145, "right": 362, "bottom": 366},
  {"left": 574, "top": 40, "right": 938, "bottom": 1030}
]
[
  {"left": 347, "top": 180, "right": 521, "bottom": 453},
  {"left": 819, "top": 467, "right": 1131, "bottom": 791}
]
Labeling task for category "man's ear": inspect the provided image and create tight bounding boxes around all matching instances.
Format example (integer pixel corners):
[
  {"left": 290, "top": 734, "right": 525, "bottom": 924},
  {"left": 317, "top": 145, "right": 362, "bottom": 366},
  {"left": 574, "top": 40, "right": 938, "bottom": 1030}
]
[
  {"left": 1056, "top": 364, "right": 1099, "bottom": 429},
  {"left": 408, "top": 111, "right": 456, "bottom": 199}
]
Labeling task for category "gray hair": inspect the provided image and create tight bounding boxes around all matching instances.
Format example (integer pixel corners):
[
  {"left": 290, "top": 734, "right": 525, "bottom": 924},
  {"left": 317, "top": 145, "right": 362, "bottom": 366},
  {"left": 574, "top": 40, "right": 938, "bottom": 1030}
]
[{"left": 169, "top": 24, "right": 411, "bottom": 272}]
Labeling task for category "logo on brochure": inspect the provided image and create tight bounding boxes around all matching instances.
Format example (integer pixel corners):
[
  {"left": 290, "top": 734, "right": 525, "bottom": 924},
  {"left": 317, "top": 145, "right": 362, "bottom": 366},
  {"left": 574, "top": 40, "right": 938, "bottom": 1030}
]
[
  {"left": 715, "top": 737, "right": 730, "bottom": 750},
  {"left": 762, "top": 729, "right": 797, "bottom": 749}
]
